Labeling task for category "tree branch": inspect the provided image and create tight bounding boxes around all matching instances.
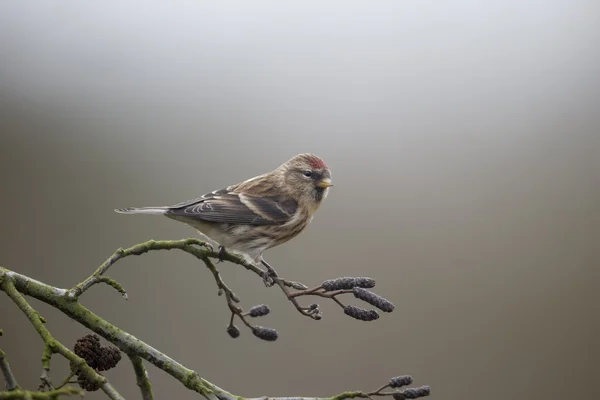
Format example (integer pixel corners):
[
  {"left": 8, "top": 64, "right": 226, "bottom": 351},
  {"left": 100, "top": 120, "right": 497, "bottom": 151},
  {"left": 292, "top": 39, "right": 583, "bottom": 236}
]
[
  {"left": 0, "top": 387, "right": 82, "bottom": 399},
  {"left": 39, "top": 343, "right": 54, "bottom": 391},
  {"left": 69, "top": 239, "right": 395, "bottom": 334},
  {"left": 129, "top": 355, "right": 153, "bottom": 400},
  {"left": 0, "top": 348, "right": 19, "bottom": 391},
  {"left": 0, "top": 238, "right": 429, "bottom": 399},
  {"left": 0, "top": 276, "right": 124, "bottom": 400},
  {"left": 69, "top": 239, "right": 214, "bottom": 299}
]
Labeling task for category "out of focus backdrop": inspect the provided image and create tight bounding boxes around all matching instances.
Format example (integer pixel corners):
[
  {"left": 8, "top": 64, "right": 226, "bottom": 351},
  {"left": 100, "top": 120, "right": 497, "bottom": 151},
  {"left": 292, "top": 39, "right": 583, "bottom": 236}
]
[{"left": 1, "top": 2, "right": 598, "bottom": 399}]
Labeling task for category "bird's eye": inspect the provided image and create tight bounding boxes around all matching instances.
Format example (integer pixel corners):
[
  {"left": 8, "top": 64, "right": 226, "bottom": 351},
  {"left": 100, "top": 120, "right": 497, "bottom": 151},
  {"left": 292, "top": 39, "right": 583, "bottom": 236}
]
[{"left": 303, "top": 170, "right": 313, "bottom": 177}]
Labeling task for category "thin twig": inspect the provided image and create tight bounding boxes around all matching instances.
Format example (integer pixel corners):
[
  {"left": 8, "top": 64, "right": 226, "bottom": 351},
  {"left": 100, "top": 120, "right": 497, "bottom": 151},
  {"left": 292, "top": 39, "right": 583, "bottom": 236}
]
[
  {"left": 39, "top": 343, "right": 55, "bottom": 391},
  {"left": 0, "top": 348, "right": 19, "bottom": 391},
  {"left": 54, "top": 371, "right": 76, "bottom": 390},
  {"left": 201, "top": 256, "right": 240, "bottom": 303},
  {"left": 129, "top": 354, "right": 154, "bottom": 400},
  {"left": 371, "top": 383, "right": 391, "bottom": 395},
  {"left": 70, "top": 239, "right": 388, "bottom": 323},
  {"left": 261, "top": 260, "right": 321, "bottom": 319},
  {"left": 0, "top": 238, "right": 422, "bottom": 400},
  {"left": 69, "top": 239, "right": 212, "bottom": 298},
  {"left": 203, "top": 256, "right": 249, "bottom": 327}
]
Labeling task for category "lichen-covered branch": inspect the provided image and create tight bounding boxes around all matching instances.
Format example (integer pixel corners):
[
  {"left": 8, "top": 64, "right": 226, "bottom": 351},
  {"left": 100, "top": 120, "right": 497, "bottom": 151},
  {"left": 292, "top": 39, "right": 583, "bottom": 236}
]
[
  {"left": 0, "top": 238, "right": 429, "bottom": 399},
  {"left": 0, "top": 386, "right": 82, "bottom": 399},
  {"left": 129, "top": 355, "right": 153, "bottom": 400},
  {"left": 38, "top": 344, "right": 54, "bottom": 391},
  {"left": 69, "top": 239, "right": 215, "bottom": 299},
  {"left": 0, "top": 348, "right": 19, "bottom": 391},
  {"left": 0, "top": 276, "right": 124, "bottom": 400}
]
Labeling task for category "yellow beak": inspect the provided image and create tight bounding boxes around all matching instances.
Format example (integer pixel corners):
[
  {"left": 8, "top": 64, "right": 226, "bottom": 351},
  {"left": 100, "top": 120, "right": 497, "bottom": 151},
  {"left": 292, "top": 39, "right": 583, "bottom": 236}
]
[{"left": 317, "top": 178, "right": 334, "bottom": 188}]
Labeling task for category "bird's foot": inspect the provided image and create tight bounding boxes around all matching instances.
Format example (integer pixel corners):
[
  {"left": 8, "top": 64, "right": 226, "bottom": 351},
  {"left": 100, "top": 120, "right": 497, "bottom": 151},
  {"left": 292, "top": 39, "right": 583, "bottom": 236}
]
[
  {"left": 260, "top": 260, "right": 278, "bottom": 287},
  {"left": 217, "top": 246, "right": 227, "bottom": 263},
  {"left": 262, "top": 273, "right": 275, "bottom": 287},
  {"left": 201, "top": 242, "right": 214, "bottom": 252}
]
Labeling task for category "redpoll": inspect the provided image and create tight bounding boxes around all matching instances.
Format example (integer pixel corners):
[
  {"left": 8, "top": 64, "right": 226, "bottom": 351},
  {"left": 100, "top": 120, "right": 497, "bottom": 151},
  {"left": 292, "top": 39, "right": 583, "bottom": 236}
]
[{"left": 115, "top": 154, "right": 333, "bottom": 268}]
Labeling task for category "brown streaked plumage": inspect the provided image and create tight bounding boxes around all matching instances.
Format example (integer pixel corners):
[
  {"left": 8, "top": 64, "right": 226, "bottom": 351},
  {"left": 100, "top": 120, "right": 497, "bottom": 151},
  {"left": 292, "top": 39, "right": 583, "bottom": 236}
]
[{"left": 115, "top": 154, "right": 333, "bottom": 265}]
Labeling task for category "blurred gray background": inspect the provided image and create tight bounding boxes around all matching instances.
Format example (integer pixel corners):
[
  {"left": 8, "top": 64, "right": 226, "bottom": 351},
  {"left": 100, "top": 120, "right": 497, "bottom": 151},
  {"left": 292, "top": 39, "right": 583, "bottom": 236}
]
[{"left": 1, "top": 1, "right": 598, "bottom": 399}]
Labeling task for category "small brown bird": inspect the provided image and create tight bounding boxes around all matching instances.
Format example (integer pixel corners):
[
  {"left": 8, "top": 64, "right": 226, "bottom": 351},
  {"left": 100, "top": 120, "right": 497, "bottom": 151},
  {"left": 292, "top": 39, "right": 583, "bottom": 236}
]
[{"left": 115, "top": 154, "right": 333, "bottom": 270}]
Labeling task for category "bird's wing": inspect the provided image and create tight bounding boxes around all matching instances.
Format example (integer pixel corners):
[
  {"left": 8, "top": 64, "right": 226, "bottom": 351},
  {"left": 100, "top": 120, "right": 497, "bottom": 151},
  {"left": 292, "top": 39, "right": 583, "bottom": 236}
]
[{"left": 166, "top": 189, "right": 297, "bottom": 225}]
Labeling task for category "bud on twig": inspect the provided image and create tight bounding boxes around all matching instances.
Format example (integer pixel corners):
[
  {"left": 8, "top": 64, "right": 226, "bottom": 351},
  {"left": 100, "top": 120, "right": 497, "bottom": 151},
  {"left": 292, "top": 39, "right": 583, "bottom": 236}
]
[{"left": 285, "top": 280, "right": 309, "bottom": 290}]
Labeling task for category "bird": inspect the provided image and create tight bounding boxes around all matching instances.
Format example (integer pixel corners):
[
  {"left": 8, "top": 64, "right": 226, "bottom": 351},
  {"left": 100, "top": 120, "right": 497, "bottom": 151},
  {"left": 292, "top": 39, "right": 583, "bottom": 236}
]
[{"left": 115, "top": 153, "right": 333, "bottom": 274}]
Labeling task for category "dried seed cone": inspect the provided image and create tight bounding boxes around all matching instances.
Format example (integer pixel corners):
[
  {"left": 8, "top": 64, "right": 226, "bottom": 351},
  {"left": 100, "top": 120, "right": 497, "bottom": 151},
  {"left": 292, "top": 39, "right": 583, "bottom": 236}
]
[
  {"left": 74, "top": 334, "right": 102, "bottom": 369},
  {"left": 73, "top": 334, "right": 121, "bottom": 371},
  {"left": 76, "top": 370, "right": 101, "bottom": 392},
  {"left": 96, "top": 346, "right": 122, "bottom": 371}
]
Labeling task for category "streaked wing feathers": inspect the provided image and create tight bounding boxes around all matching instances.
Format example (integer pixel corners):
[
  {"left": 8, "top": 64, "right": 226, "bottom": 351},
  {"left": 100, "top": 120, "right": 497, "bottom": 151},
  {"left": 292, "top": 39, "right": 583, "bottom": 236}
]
[
  {"left": 167, "top": 188, "right": 229, "bottom": 209},
  {"left": 166, "top": 189, "right": 297, "bottom": 225}
]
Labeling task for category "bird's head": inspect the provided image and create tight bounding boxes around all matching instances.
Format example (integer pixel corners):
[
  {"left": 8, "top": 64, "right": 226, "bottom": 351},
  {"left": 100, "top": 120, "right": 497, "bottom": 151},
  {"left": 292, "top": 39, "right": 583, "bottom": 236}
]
[{"left": 278, "top": 153, "right": 333, "bottom": 212}]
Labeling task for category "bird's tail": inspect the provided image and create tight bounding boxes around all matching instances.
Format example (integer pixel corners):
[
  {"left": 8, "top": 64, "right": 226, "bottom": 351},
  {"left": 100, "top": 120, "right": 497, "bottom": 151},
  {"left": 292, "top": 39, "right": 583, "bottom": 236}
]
[{"left": 114, "top": 207, "right": 168, "bottom": 215}]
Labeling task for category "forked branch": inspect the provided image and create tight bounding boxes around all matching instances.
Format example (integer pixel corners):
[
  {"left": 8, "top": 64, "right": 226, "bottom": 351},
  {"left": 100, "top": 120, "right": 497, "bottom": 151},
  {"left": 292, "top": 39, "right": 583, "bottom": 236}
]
[
  {"left": 0, "top": 278, "right": 122, "bottom": 400},
  {"left": 0, "top": 239, "right": 429, "bottom": 399}
]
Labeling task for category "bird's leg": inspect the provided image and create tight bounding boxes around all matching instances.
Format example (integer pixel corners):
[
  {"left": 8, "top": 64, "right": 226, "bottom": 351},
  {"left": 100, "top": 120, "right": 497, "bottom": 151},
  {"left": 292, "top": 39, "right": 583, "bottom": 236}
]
[
  {"left": 217, "top": 246, "right": 227, "bottom": 263},
  {"left": 260, "top": 258, "right": 278, "bottom": 287},
  {"left": 194, "top": 231, "right": 215, "bottom": 252},
  {"left": 260, "top": 259, "right": 278, "bottom": 277}
]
